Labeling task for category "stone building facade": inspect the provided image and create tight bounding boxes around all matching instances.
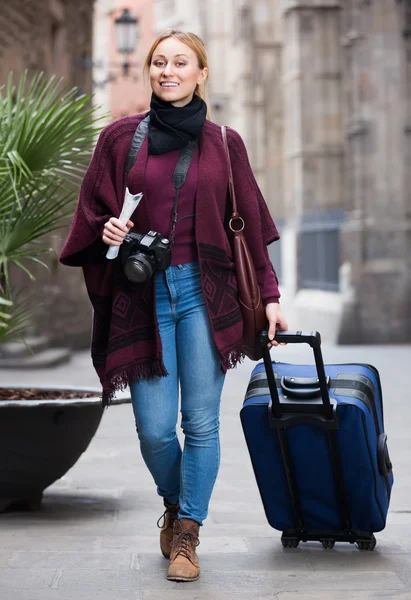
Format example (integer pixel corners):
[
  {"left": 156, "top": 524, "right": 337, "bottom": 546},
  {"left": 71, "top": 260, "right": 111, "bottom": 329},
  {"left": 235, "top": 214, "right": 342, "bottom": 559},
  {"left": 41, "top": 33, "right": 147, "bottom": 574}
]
[
  {"left": 155, "top": 0, "right": 411, "bottom": 344},
  {"left": 1, "top": 1, "right": 154, "bottom": 350},
  {"left": 3, "top": 1, "right": 409, "bottom": 349},
  {"left": 0, "top": 1, "right": 94, "bottom": 92},
  {"left": 93, "top": 0, "right": 153, "bottom": 124},
  {"left": 0, "top": 0, "right": 95, "bottom": 348}
]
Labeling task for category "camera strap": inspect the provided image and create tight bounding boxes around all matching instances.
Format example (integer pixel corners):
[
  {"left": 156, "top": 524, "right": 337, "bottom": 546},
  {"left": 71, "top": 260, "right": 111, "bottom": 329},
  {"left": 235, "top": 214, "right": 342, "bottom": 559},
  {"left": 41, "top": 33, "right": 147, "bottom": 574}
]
[{"left": 125, "top": 115, "right": 198, "bottom": 249}]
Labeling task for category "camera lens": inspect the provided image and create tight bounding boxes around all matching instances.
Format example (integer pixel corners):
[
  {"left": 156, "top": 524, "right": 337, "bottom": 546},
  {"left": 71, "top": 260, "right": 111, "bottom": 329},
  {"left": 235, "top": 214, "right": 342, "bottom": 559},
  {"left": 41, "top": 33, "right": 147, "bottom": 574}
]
[{"left": 124, "top": 253, "right": 155, "bottom": 283}]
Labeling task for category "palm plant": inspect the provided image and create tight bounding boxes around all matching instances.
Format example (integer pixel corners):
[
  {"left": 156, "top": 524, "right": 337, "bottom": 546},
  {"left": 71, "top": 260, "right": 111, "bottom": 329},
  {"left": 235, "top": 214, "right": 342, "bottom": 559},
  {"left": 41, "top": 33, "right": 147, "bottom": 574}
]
[{"left": 0, "top": 71, "right": 103, "bottom": 343}]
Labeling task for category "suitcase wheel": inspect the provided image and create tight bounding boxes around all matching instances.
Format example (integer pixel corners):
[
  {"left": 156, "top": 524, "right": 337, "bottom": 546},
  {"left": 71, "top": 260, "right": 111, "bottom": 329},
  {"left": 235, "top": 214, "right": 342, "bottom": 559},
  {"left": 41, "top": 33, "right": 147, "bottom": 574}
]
[
  {"left": 356, "top": 535, "right": 376, "bottom": 551},
  {"left": 321, "top": 539, "right": 335, "bottom": 550},
  {"left": 281, "top": 537, "right": 300, "bottom": 548}
]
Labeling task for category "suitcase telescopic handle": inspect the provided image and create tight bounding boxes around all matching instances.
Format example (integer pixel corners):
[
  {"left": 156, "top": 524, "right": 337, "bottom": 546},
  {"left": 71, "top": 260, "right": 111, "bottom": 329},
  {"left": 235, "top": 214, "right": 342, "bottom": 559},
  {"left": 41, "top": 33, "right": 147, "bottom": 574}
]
[
  {"left": 259, "top": 330, "right": 333, "bottom": 421},
  {"left": 273, "top": 330, "right": 321, "bottom": 347}
]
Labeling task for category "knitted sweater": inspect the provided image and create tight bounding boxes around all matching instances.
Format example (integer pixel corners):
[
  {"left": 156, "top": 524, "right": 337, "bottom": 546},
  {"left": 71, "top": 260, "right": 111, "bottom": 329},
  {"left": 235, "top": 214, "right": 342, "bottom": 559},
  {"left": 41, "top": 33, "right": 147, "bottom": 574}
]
[{"left": 144, "top": 148, "right": 279, "bottom": 304}]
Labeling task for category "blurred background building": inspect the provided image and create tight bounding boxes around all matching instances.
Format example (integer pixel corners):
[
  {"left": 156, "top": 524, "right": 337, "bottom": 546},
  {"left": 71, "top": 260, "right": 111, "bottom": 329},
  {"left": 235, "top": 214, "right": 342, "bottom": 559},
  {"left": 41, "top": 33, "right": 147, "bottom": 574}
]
[
  {"left": 0, "top": 1, "right": 153, "bottom": 362},
  {"left": 154, "top": 0, "right": 411, "bottom": 344},
  {"left": 0, "top": 0, "right": 94, "bottom": 90},
  {"left": 0, "top": 0, "right": 410, "bottom": 364},
  {"left": 93, "top": 0, "right": 153, "bottom": 123},
  {"left": 0, "top": 0, "right": 96, "bottom": 361}
]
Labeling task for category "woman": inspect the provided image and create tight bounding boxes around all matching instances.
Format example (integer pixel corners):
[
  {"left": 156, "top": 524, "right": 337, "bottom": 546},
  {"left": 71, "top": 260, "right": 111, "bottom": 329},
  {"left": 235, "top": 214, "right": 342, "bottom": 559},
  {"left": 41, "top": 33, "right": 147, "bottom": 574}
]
[{"left": 60, "top": 30, "right": 287, "bottom": 582}]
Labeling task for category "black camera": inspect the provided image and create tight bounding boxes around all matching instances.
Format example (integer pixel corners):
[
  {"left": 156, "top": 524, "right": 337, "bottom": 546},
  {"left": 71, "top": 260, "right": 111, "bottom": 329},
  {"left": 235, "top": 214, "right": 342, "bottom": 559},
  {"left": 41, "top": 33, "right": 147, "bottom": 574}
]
[{"left": 120, "top": 230, "right": 172, "bottom": 283}]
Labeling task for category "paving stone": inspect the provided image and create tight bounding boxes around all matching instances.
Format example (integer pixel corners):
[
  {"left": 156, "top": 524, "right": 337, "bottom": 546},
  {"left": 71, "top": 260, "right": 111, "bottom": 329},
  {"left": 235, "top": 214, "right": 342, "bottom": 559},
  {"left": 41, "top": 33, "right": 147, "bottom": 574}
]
[
  {"left": 100, "top": 535, "right": 160, "bottom": 552},
  {"left": 0, "top": 567, "right": 56, "bottom": 589},
  {"left": 141, "top": 593, "right": 279, "bottom": 600},
  {"left": 55, "top": 567, "right": 383, "bottom": 594},
  {"left": 305, "top": 550, "right": 411, "bottom": 573},
  {"left": 101, "top": 534, "right": 249, "bottom": 554},
  {"left": 21, "top": 521, "right": 146, "bottom": 537},
  {"left": 56, "top": 568, "right": 404, "bottom": 595},
  {"left": 210, "top": 510, "right": 267, "bottom": 525},
  {"left": 0, "top": 551, "right": 13, "bottom": 567},
  {"left": 113, "top": 510, "right": 172, "bottom": 527},
  {"left": 0, "top": 535, "right": 102, "bottom": 551},
  {"left": 138, "top": 552, "right": 310, "bottom": 573},
  {"left": 0, "top": 591, "right": 143, "bottom": 600},
  {"left": 199, "top": 537, "right": 249, "bottom": 553},
  {"left": 371, "top": 528, "right": 411, "bottom": 554},
  {"left": 1, "top": 345, "right": 411, "bottom": 597},
  {"left": 245, "top": 536, "right": 303, "bottom": 554},
  {"left": 388, "top": 512, "right": 411, "bottom": 525},
  {"left": 144, "top": 570, "right": 404, "bottom": 593},
  {"left": 202, "top": 522, "right": 272, "bottom": 537},
  {"left": 277, "top": 593, "right": 411, "bottom": 600},
  {"left": 8, "top": 551, "right": 134, "bottom": 569},
  {"left": 57, "top": 568, "right": 175, "bottom": 591},
  {"left": 3, "top": 507, "right": 116, "bottom": 528}
]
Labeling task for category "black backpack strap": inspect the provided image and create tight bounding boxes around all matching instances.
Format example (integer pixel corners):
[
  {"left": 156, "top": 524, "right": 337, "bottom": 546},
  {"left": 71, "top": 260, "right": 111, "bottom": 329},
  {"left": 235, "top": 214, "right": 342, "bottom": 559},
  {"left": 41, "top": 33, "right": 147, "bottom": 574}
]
[{"left": 125, "top": 114, "right": 150, "bottom": 174}]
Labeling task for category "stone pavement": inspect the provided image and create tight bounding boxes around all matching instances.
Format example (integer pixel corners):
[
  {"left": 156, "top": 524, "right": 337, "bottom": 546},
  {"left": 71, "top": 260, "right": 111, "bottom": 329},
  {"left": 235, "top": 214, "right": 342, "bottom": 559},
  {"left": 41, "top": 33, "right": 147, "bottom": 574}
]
[{"left": 1, "top": 342, "right": 411, "bottom": 600}]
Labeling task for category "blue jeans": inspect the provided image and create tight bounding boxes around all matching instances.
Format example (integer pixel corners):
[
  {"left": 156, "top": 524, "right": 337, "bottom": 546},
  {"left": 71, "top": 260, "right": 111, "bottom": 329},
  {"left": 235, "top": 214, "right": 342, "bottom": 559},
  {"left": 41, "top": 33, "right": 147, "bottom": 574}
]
[{"left": 130, "top": 261, "right": 226, "bottom": 526}]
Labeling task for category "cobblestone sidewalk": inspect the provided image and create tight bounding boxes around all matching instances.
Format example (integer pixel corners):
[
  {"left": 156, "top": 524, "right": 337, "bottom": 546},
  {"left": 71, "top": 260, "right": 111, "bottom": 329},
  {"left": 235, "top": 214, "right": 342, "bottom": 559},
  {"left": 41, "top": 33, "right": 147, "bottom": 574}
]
[{"left": 1, "top": 343, "right": 410, "bottom": 599}]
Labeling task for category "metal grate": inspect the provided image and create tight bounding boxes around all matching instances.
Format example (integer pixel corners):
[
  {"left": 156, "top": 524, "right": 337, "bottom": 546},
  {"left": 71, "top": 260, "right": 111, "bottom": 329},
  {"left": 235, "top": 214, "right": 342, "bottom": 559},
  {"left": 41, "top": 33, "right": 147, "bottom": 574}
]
[{"left": 298, "top": 210, "right": 344, "bottom": 292}]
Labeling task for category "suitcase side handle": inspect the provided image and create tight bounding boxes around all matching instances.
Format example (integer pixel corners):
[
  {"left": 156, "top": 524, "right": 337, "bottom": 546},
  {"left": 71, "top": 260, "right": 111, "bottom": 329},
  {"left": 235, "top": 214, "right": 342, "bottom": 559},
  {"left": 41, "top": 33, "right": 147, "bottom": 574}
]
[{"left": 259, "top": 329, "right": 334, "bottom": 422}]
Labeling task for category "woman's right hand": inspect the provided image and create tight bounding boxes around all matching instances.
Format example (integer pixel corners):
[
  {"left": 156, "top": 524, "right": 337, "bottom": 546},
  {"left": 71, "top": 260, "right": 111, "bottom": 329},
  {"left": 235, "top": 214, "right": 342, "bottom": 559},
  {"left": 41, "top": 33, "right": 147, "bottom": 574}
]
[{"left": 102, "top": 217, "right": 134, "bottom": 246}]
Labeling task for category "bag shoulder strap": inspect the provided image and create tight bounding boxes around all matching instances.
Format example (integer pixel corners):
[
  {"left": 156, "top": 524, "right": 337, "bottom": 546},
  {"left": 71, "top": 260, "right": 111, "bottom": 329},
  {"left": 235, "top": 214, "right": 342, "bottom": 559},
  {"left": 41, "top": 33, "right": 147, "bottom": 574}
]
[{"left": 221, "top": 125, "right": 238, "bottom": 214}]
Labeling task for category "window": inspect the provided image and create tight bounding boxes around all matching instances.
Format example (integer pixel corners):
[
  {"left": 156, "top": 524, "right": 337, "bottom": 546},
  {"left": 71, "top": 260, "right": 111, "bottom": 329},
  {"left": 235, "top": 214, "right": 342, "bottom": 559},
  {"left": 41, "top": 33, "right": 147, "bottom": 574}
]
[{"left": 298, "top": 210, "right": 344, "bottom": 291}]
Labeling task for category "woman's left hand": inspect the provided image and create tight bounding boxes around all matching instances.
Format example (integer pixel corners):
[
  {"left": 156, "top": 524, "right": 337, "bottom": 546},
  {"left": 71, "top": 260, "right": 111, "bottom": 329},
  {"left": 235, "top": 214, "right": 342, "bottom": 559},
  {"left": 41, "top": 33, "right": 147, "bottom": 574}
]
[{"left": 265, "top": 303, "right": 288, "bottom": 348}]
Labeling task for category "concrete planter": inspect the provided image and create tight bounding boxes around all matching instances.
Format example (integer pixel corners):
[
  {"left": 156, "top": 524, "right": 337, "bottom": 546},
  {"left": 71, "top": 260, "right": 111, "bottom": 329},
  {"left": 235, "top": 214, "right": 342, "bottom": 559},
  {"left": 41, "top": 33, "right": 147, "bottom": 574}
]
[{"left": 0, "top": 386, "right": 130, "bottom": 513}]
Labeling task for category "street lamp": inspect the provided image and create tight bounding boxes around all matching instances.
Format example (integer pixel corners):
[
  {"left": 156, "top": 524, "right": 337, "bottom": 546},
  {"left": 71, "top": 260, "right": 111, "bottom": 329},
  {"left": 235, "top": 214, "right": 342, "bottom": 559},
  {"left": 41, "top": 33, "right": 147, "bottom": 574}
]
[
  {"left": 114, "top": 8, "right": 140, "bottom": 78},
  {"left": 115, "top": 9, "right": 139, "bottom": 54},
  {"left": 83, "top": 7, "right": 140, "bottom": 88}
]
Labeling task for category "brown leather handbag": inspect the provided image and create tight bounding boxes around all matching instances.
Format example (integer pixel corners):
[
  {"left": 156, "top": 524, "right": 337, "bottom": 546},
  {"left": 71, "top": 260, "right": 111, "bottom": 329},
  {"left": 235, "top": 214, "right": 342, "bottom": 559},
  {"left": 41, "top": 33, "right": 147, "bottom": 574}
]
[{"left": 221, "top": 126, "right": 266, "bottom": 360}]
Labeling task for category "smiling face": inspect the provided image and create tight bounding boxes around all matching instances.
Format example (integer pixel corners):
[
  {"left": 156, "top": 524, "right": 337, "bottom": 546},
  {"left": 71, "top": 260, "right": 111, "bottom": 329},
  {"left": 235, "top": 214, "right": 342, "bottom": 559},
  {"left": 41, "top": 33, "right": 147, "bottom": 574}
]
[{"left": 149, "top": 37, "right": 208, "bottom": 108}]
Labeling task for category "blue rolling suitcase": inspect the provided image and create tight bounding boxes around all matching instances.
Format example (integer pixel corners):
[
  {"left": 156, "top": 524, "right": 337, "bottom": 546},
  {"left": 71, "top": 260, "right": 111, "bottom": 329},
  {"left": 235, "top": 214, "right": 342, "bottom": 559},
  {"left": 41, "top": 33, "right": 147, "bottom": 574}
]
[{"left": 240, "top": 330, "right": 394, "bottom": 550}]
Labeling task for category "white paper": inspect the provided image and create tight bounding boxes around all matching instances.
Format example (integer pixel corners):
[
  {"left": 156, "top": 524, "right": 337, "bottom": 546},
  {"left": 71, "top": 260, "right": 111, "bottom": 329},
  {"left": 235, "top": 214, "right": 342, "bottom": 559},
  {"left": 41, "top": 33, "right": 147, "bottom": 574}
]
[{"left": 106, "top": 189, "right": 143, "bottom": 260}]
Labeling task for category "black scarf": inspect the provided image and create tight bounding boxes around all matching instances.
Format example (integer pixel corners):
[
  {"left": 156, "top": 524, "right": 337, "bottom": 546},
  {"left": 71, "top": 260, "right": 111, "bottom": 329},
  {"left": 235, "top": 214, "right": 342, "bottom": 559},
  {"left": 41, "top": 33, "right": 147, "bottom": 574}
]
[{"left": 148, "top": 92, "right": 207, "bottom": 155}]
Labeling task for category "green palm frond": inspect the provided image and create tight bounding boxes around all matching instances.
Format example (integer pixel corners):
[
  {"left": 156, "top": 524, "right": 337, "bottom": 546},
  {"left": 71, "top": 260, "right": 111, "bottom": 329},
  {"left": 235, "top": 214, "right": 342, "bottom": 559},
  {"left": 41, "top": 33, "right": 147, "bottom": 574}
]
[
  {"left": 0, "top": 295, "right": 33, "bottom": 344},
  {"left": 0, "top": 70, "right": 105, "bottom": 341},
  {"left": 0, "top": 297, "right": 12, "bottom": 330}
]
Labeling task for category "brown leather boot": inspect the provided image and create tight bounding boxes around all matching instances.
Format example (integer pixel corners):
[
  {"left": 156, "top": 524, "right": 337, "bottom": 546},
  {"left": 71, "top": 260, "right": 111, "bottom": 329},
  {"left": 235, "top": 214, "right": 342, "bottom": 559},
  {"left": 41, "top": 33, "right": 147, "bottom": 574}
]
[
  {"left": 167, "top": 518, "right": 200, "bottom": 582},
  {"left": 157, "top": 499, "right": 180, "bottom": 559}
]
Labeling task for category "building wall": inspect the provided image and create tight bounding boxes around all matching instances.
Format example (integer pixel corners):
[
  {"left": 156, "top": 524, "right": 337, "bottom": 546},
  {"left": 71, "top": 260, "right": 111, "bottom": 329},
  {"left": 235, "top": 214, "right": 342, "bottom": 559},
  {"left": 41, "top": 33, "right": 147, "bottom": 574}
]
[
  {"left": 51, "top": 0, "right": 154, "bottom": 349},
  {"left": 0, "top": 0, "right": 96, "bottom": 349},
  {"left": 109, "top": 1, "right": 153, "bottom": 118},
  {"left": 339, "top": 0, "right": 411, "bottom": 342},
  {"left": 154, "top": 0, "right": 411, "bottom": 343},
  {"left": 93, "top": 1, "right": 153, "bottom": 123},
  {"left": 0, "top": 0, "right": 93, "bottom": 90},
  {"left": 154, "top": 0, "right": 203, "bottom": 34},
  {"left": 3, "top": 0, "right": 408, "bottom": 346},
  {"left": 30, "top": 0, "right": 154, "bottom": 349}
]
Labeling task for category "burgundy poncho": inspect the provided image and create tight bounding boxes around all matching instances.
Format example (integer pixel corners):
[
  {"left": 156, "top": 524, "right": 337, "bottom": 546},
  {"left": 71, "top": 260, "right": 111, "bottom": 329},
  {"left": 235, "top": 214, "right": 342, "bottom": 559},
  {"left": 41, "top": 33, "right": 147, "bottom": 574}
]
[{"left": 60, "top": 114, "right": 280, "bottom": 405}]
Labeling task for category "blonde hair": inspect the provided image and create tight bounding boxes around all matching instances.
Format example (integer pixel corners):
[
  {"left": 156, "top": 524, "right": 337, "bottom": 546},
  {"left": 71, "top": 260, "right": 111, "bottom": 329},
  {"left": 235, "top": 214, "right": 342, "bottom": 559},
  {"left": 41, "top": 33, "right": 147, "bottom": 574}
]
[{"left": 144, "top": 30, "right": 211, "bottom": 119}]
